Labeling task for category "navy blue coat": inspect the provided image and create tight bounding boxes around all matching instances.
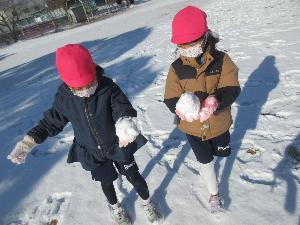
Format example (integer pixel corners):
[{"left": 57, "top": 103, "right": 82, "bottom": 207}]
[{"left": 28, "top": 66, "right": 147, "bottom": 170}]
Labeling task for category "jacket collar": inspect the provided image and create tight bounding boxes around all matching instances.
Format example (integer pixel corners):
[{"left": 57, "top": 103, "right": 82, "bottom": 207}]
[
  {"left": 180, "top": 51, "right": 215, "bottom": 77},
  {"left": 180, "top": 51, "right": 214, "bottom": 68}
]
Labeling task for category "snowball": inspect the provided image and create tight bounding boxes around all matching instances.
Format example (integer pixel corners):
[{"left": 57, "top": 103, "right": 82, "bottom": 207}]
[
  {"left": 115, "top": 117, "right": 139, "bottom": 143},
  {"left": 176, "top": 92, "right": 201, "bottom": 122}
]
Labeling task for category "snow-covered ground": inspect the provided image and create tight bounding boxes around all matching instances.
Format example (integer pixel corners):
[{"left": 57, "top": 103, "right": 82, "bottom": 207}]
[{"left": 1, "top": 0, "right": 300, "bottom": 224}]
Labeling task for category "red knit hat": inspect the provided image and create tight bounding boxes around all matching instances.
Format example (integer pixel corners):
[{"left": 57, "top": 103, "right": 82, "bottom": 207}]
[
  {"left": 171, "top": 6, "right": 208, "bottom": 44},
  {"left": 56, "top": 44, "right": 96, "bottom": 88}
]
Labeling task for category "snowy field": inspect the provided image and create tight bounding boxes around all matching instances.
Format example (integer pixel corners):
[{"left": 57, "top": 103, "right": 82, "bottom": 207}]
[{"left": 0, "top": 0, "right": 300, "bottom": 224}]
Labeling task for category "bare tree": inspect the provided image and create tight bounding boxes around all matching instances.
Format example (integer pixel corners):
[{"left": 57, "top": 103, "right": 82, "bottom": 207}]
[{"left": 0, "top": 0, "right": 21, "bottom": 42}]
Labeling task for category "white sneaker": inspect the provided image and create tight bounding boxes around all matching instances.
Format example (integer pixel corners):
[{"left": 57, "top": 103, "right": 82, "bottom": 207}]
[
  {"left": 109, "top": 203, "right": 132, "bottom": 225},
  {"left": 143, "top": 200, "right": 161, "bottom": 223},
  {"left": 209, "top": 193, "right": 224, "bottom": 214}
]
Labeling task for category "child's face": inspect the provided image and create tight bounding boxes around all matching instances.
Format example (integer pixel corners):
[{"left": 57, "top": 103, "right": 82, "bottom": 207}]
[
  {"left": 68, "top": 79, "right": 98, "bottom": 98},
  {"left": 68, "top": 79, "right": 97, "bottom": 92}
]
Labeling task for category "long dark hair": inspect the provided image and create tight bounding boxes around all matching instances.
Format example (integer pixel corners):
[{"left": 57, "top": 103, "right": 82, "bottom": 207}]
[{"left": 203, "top": 32, "right": 220, "bottom": 58}]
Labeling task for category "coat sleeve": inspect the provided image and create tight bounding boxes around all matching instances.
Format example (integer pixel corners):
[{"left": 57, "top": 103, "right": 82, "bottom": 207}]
[
  {"left": 110, "top": 83, "right": 137, "bottom": 122},
  {"left": 27, "top": 93, "right": 69, "bottom": 144},
  {"left": 163, "top": 65, "right": 183, "bottom": 113},
  {"left": 215, "top": 54, "right": 241, "bottom": 111}
]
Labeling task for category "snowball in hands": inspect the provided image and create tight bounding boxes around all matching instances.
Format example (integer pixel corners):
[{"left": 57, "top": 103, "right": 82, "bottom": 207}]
[
  {"left": 175, "top": 92, "right": 201, "bottom": 122},
  {"left": 7, "top": 135, "right": 37, "bottom": 164},
  {"left": 115, "top": 117, "right": 139, "bottom": 148}
]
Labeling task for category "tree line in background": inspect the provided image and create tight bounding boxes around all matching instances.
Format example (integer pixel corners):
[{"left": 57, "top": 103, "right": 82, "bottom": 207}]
[
  {"left": 0, "top": 0, "right": 50, "bottom": 44},
  {"left": 0, "top": 0, "right": 134, "bottom": 45}
]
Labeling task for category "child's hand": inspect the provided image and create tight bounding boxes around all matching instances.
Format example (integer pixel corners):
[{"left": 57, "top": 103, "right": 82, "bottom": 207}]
[
  {"left": 119, "top": 139, "right": 130, "bottom": 148},
  {"left": 115, "top": 117, "right": 139, "bottom": 148},
  {"left": 175, "top": 109, "right": 186, "bottom": 120},
  {"left": 7, "top": 135, "right": 37, "bottom": 164},
  {"left": 199, "top": 95, "right": 219, "bottom": 123}
]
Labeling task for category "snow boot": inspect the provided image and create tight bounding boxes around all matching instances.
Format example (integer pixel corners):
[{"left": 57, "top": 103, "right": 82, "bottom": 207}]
[
  {"left": 142, "top": 200, "right": 161, "bottom": 223},
  {"left": 109, "top": 203, "right": 132, "bottom": 225},
  {"left": 209, "top": 193, "right": 224, "bottom": 214}
]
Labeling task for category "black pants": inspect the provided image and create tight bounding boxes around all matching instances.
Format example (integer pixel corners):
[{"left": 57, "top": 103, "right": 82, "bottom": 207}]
[
  {"left": 186, "top": 130, "right": 231, "bottom": 164},
  {"left": 91, "top": 155, "right": 149, "bottom": 204},
  {"left": 101, "top": 171, "right": 150, "bottom": 205}
]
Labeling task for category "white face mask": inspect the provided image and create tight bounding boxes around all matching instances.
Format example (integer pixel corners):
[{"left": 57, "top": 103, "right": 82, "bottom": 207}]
[
  {"left": 71, "top": 80, "right": 98, "bottom": 98},
  {"left": 178, "top": 43, "right": 203, "bottom": 58},
  {"left": 178, "top": 33, "right": 208, "bottom": 58}
]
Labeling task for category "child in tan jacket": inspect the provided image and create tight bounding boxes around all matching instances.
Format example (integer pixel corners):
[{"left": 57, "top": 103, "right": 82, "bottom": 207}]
[{"left": 164, "top": 6, "right": 240, "bottom": 213}]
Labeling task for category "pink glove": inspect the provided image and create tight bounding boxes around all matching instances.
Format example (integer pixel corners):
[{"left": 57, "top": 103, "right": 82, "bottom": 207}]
[
  {"left": 175, "top": 109, "right": 186, "bottom": 121},
  {"left": 199, "top": 96, "right": 219, "bottom": 123}
]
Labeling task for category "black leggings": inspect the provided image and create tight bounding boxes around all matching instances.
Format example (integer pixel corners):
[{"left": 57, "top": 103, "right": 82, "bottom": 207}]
[{"left": 101, "top": 172, "right": 150, "bottom": 205}]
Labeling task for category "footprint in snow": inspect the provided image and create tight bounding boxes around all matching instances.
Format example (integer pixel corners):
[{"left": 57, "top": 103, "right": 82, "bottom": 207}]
[{"left": 6, "top": 192, "right": 72, "bottom": 225}]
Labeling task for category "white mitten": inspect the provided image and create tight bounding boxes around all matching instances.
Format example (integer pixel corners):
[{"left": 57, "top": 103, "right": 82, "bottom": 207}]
[
  {"left": 175, "top": 92, "right": 201, "bottom": 122},
  {"left": 115, "top": 117, "right": 139, "bottom": 148},
  {"left": 7, "top": 135, "right": 37, "bottom": 164}
]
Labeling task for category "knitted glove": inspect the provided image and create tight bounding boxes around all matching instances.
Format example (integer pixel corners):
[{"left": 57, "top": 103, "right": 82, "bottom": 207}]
[
  {"left": 175, "top": 92, "right": 201, "bottom": 122},
  {"left": 175, "top": 109, "right": 186, "bottom": 121},
  {"left": 7, "top": 135, "right": 37, "bottom": 164},
  {"left": 199, "top": 95, "right": 219, "bottom": 123},
  {"left": 115, "top": 117, "right": 139, "bottom": 148}
]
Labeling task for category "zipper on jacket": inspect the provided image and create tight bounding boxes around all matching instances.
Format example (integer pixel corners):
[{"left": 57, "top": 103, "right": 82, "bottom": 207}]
[{"left": 83, "top": 98, "right": 105, "bottom": 158}]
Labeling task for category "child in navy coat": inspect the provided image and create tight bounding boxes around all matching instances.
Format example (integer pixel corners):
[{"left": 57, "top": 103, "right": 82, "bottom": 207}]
[{"left": 7, "top": 44, "right": 160, "bottom": 224}]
